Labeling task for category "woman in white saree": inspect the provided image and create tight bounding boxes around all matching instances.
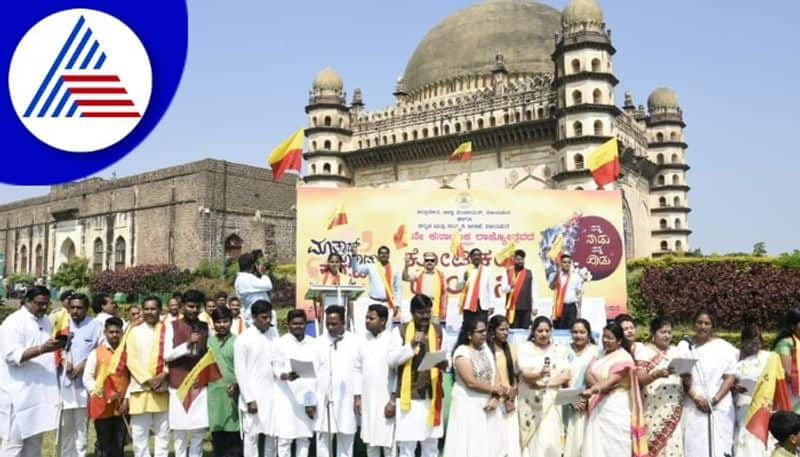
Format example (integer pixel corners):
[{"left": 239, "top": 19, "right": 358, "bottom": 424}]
[{"left": 563, "top": 318, "right": 599, "bottom": 457}]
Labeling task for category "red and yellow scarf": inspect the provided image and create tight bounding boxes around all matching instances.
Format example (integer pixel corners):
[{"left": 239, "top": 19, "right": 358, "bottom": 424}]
[
  {"left": 459, "top": 265, "right": 482, "bottom": 313},
  {"left": 413, "top": 270, "right": 446, "bottom": 320},
  {"left": 379, "top": 262, "right": 397, "bottom": 310},
  {"left": 552, "top": 270, "right": 571, "bottom": 320},
  {"left": 505, "top": 268, "right": 528, "bottom": 324},
  {"left": 398, "top": 321, "right": 443, "bottom": 426}
]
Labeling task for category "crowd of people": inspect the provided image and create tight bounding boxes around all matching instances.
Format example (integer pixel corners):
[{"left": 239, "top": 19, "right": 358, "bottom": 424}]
[{"left": 1, "top": 247, "right": 799, "bottom": 457}]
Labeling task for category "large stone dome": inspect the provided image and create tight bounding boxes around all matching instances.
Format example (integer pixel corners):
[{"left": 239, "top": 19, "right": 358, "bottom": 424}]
[
  {"left": 313, "top": 67, "right": 343, "bottom": 91},
  {"left": 648, "top": 87, "right": 679, "bottom": 111},
  {"left": 402, "top": 0, "right": 561, "bottom": 96}
]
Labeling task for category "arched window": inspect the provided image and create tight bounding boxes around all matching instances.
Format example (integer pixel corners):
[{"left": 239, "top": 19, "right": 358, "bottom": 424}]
[
  {"left": 660, "top": 241, "right": 669, "bottom": 251},
  {"left": 323, "top": 140, "right": 331, "bottom": 150},
  {"left": 672, "top": 175, "right": 680, "bottom": 185},
  {"left": 673, "top": 196, "right": 681, "bottom": 207},
  {"left": 571, "top": 59, "right": 581, "bottom": 73},
  {"left": 366, "top": 139, "right": 370, "bottom": 147},
  {"left": 657, "top": 175, "right": 665, "bottom": 186},
  {"left": 383, "top": 136, "right": 387, "bottom": 144},
  {"left": 674, "top": 218, "right": 682, "bottom": 229},
  {"left": 477, "top": 118, "right": 484, "bottom": 129},
  {"left": 19, "top": 246, "right": 27, "bottom": 273},
  {"left": 323, "top": 163, "right": 331, "bottom": 174},
  {"left": 659, "top": 197, "right": 667, "bottom": 207},
  {"left": 466, "top": 121, "right": 472, "bottom": 131},
  {"left": 34, "top": 244, "right": 43, "bottom": 277},
  {"left": 537, "top": 108, "right": 544, "bottom": 119},
  {"left": 453, "top": 123, "right": 460, "bottom": 133},
  {"left": 671, "top": 154, "right": 679, "bottom": 163},
  {"left": 225, "top": 234, "right": 243, "bottom": 260},
  {"left": 591, "top": 58, "right": 601, "bottom": 72},
  {"left": 338, "top": 164, "right": 343, "bottom": 175},
  {"left": 574, "top": 154, "right": 585, "bottom": 170},
  {"left": 593, "top": 89, "right": 602, "bottom": 104},
  {"left": 60, "top": 238, "right": 76, "bottom": 266},
  {"left": 422, "top": 128, "right": 428, "bottom": 138},
  {"left": 659, "top": 219, "right": 668, "bottom": 229},
  {"left": 572, "top": 90, "right": 582, "bottom": 105},
  {"left": 358, "top": 141, "right": 362, "bottom": 149},
  {"left": 573, "top": 121, "right": 583, "bottom": 136},
  {"left": 338, "top": 141, "right": 342, "bottom": 151},
  {"left": 324, "top": 116, "right": 331, "bottom": 127},
  {"left": 525, "top": 110, "right": 532, "bottom": 121},
  {"left": 675, "top": 240, "right": 683, "bottom": 251},
  {"left": 657, "top": 153, "right": 664, "bottom": 164},
  {"left": 514, "top": 112, "right": 521, "bottom": 122},
  {"left": 490, "top": 117, "right": 496, "bottom": 127},
  {"left": 656, "top": 132, "right": 664, "bottom": 142},
  {"left": 575, "top": 186, "right": 584, "bottom": 191},
  {"left": 670, "top": 132, "right": 678, "bottom": 141},
  {"left": 412, "top": 130, "right": 418, "bottom": 140},
  {"left": 593, "top": 120, "right": 603, "bottom": 136},
  {"left": 311, "top": 141, "right": 317, "bottom": 151},
  {"left": 392, "top": 134, "right": 397, "bottom": 143},
  {"left": 93, "top": 238, "right": 103, "bottom": 272},
  {"left": 503, "top": 114, "right": 509, "bottom": 124},
  {"left": 338, "top": 118, "right": 343, "bottom": 128},
  {"left": 312, "top": 116, "right": 317, "bottom": 127},
  {"left": 311, "top": 164, "right": 316, "bottom": 174},
  {"left": 403, "top": 132, "right": 408, "bottom": 141},
  {"left": 114, "top": 237, "right": 126, "bottom": 271}
]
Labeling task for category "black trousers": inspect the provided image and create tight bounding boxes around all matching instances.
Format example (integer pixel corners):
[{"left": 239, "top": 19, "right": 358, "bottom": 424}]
[
  {"left": 94, "top": 416, "right": 127, "bottom": 457},
  {"left": 211, "top": 431, "right": 243, "bottom": 457},
  {"left": 553, "top": 302, "right": 578, "bottom": 330},
  {"left": 462, "top": 309, "right": 489, "bottom": 328},
  {"left": 511, "top": 309, "right": 533, "bottom": 330}
]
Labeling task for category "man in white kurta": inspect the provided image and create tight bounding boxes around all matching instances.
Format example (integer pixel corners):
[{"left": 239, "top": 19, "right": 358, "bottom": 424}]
[
  {"left": 350, "top": 244, "right": 403, "bottom": 321},
  {"left": 163, "top": 290, "right": 211, "bottom": 457},
  {"left": 59, "top": 294, "right": 102, "bottom": 457},
  {"left": 234, "top": 300, "right": 278, "bottom": 457},
  {"left": 314, "top": 305, "right": 359, "bottom": 457},
  {"left": 234, "top": 252, "right": 279, "bottom": 337},
  {"left": 274, "top": 309, "right": 317, "bottom": 457},
  {"left": 354, "top": 305, "right": 396, "bottom": 457},
  {"left": 455, "top": 248, "right": 495, "bottom": 327},
  {"left": 0, "top": 286, "right": 61, "bottom": 457}
]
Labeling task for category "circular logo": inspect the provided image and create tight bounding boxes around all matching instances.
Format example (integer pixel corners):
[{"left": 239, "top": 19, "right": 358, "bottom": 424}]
[
  {"left": 8, "top": 9, "right": 151, "bottom": 153},
  {"left": 572, "top": 215, "right": 623, "bottom": 280}
]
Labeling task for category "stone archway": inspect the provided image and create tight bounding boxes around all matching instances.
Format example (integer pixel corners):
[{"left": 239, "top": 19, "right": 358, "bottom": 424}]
[{"left": 58, "top": 238, "right": 76, "bottom": 268}]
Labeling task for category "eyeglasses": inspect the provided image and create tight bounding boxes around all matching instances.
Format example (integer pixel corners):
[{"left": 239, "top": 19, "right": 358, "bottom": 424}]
[{"left": 423, "top": 259, "right": 435, "bottom": 263}]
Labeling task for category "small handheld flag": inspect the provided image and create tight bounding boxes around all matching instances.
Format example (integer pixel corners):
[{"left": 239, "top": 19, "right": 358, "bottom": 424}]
[
  {"left": 268, "top": 128, "right": 304, "bottom": 182},
  {"left": 449, "top": 141, "right": 473, "bottom": 162},
  {"left": 327, "top": 203, "right": 348, "bottom": 230},
  {"left": 176, "top": 350, "right": 222, "bottom": 411},
  {"left": 393, "top": 224, "right": 408, "bottom": 249}
]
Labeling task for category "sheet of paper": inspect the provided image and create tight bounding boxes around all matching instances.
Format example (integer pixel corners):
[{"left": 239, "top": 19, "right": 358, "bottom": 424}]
[
  {"left": 554, "top": 388, "right": 584, "bottom": 405},
  {"left": 667, "top": 357, "right": 697, "bottom": 375},
  {"left": 290, "top": 359, "right": 316, "bottom": 378},
  {"left": 417, "top": 350, "right": 447, "bottom": 371},
  {"left": 738, "top": 376, "right": 758, "bottom": 395}
]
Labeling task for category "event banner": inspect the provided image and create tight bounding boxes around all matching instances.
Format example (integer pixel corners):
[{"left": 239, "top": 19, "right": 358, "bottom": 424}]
[{"left": 297, "top": 187, "right": 627, "bottom": 326}]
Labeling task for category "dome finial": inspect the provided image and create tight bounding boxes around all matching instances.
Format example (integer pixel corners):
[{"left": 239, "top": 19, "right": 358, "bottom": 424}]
[
  {"left": 647, "top": 87, "right": 679, "bottom": 112},
  {"left": 313, "top": 67, "right": 343, "bottom": 91},
  {"left": 562, "top": 0, "right": 604, "bottom": 27}
]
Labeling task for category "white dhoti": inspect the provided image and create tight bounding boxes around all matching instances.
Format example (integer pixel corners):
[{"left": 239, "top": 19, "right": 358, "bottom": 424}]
[
  {"left": 394, "top": 399, "right": 443, "bottom": 442},
  {"left": 168, "top": 387, "right": 207, "bottom": 457}
]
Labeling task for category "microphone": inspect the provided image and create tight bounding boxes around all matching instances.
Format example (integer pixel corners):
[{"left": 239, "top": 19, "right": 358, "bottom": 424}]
[
  {"left": 542, "top": 356, "right": 551, "bottom": 386},
  {"left": 681, "top": 335, "right": 693, "bottom": 349},
  {"left": 64, "top": 332, "right": 75, "bottom": 352}
]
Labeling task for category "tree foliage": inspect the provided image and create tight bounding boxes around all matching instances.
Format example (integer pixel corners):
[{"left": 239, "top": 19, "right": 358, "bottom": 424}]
[{"left": 51, "top": 257, "right": 93, "bottom": 289}]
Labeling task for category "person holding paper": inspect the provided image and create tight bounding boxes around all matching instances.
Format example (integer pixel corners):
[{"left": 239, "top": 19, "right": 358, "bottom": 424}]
[
  {"left": 313, "top": 305, "right": 359, "bottom": 457},
  {"left": 443, "top": 318, "right": 505, "bottom": 457},
  {"left": 772, "top": 309, "right": 800, "bottom": 412},
  {"left": 403, "top": 251, "right": 448, "bottom": 326},
  {"left": 354, "top": 304, "right": 396, "bottom": 457},
  {"left": 499, "top": 249, "right": 537, "bottom": 330},
  {"left": 635, "top": 316, "right": 685, "bottom": 456},
  {"left": 207, "top": 306, "right": 242, "bottom": 457},
  {"left": 274, "top": 309, "right": 317, "bottom": 457},
  {"left": 677, "top": 309, "right": 737, "bottom": 457},
  {"left": 563, "top": 318, "right": 599, "bottom": 457},
  {"left": 234, "top": 300, "right": 278, "bottom": 457},
  {"left": 733, "top": 325, "right": 773, "bottom": 457},
  {"left": 388, "top": 294, "right": 448, "bottom": 457},
  {"left": 351, "top": 244, "right": 402, "bottom": 322},
  {"left": 517, "top": 316, "right": 570, "bottom": 456},
  {"left": 582, "top": 322, "right": 648, "bottom": 457},
  {"left": 487, "top": 315, "right": 521, "bottom": 457}
]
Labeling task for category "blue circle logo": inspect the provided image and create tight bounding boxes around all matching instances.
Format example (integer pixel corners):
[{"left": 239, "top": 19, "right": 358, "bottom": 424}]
[{"left": 2, "top": 0, "right": 187, "bottom": 184}]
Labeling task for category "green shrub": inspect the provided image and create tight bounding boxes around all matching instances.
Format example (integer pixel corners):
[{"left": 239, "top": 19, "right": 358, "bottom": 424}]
[
  {"left": 194, "top": 259, "right": 226, "bottom": 279},
  {"left": 51, "top": 257, "right": 93, "bottom": 289}
]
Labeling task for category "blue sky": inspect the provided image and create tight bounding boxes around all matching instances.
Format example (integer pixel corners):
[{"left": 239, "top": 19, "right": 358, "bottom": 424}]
[{"left": 3, "top": 0, "right": 797, "bottom": 255}]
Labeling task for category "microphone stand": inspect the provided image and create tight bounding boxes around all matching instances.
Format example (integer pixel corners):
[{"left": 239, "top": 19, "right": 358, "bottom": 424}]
[{"left": 685, "top": 337, "right": 718, "bottom": 457}]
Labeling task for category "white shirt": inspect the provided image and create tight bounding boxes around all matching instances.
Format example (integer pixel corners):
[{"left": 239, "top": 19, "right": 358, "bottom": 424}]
[
  {"left": 235, "top": 325, "right": 278, "bottom": 435},
  {"left": 350, "top": 258, "right": 403, "bottom": 303},
  {"left": 273, "top": 333, "right": 316, "bottom": 439},
  {"left": 455, "top": 264, "right": 494, "bottom": 311},
  {"left": 82, "top": 341, "right": 114, "bottom": 393},
  {"left": 354, "top": 330, "right": 396, "bottom": 447},
  {"left": 313, "top": 332, "right": 359, "bottom": 434},
  {"left": 234, "top": 272, "right": 272, "bottom": 319},
  {"left": 500, "top": 267, "right": 538, "bottom": 307},
  {"left": 548, "top": 269, "right": 584, "bottom": 304},
  {"left": 0, "top": 307, "right": 60, "bottom": 440}
]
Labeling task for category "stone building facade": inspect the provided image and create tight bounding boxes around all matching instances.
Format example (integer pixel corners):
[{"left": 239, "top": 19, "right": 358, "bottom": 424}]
[
  {"left": 0, "top": 159, "right": 296, "bottom": 278},
  {"left": 302, "top": 0, "right": 691, "bottom": 258}
]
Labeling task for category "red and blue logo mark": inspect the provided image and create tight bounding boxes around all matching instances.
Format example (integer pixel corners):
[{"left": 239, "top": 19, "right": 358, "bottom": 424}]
[
  {"left": 24, "top": 15, "right": 141, "bottom": 119},
  {"left": 3, "top": 1, "right": 187, "bottom": 184}
]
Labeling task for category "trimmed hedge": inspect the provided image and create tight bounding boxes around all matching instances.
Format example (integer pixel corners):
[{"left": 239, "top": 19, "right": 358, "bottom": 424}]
[
  {"left": 90, "top": 264, "right": 193, "bottom": 297},
  {"left": 628, "top": 255, "right": 800, "bottom": 331}
]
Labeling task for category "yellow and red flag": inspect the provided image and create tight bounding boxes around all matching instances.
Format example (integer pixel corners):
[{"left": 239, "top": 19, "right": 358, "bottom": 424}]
[
  {"left": 448, "top": 141, "right": 472, "bottom": 162},
  {"left": 177, "top": 350, "right": 222, "bottom": 411},
  {"left": 268, "top": 128, "right": 304, "bottom": 182},
  {"left": 587, "top": 137, "right": 620, "bottom": 188},
  {"left": 51, "top": 308, "right": 71, "bottom": 367},
  {"left": 450, "top": 229, "right": 465, "bottom": 258},
  {"left": 327, "top": 203, "right": 348, "bottom": 230},
  {"left": 494, "top": 242, "right": 516, "bottom": 267},
  {"left": 745, "top": 352, "right": 792, "bottom": 445},
  {"left": 393, "top": 223, "right": 408, "bottom": 249}
]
